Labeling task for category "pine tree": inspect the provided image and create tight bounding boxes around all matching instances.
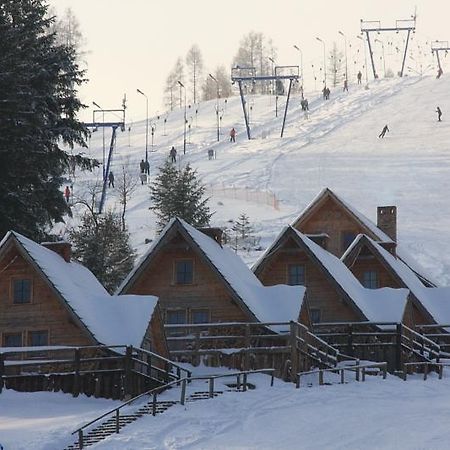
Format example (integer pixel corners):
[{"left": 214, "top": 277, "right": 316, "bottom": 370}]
[
  {"left": 232, "top": 213, "right": 253, "bottom": 240},
  {"left": 0, "top": 0, "right": 96, "bottom": 241},
  {"left": 185, "top": 44, "right": 203, "bottom": 104},
  {"left": 69, "top": 211, "right": 135, "bottom": 293},
  {"left": 150, "top": 162, "right": 212, "bottom": 231}
]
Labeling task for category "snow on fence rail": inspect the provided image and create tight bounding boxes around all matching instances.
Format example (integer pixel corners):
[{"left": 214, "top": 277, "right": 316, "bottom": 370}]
[{"left": 206, "top": 183, "right": 280, "bottom": 210}]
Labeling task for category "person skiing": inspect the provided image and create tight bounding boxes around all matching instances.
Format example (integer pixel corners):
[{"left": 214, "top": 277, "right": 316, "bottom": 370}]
[
  {"left": 357, "top": 71, "right": 362, "bottom": 84},
  {"left": 140, "top": 159, "right": 145, "bottom": 173},
  {"left": 108, "top": 171, "right": 115, "bottom": 188},
  {"left": 436, "top": 106, "right": 442, "bottom": 122},
  {"left": 343, "top": 79, "right": 348, "bottom": 92},
  {"left": 230, "top": 127, "right": 236, "bottom": 143},
  {"left": 378, "top": 124, "right": 389, "bottom": 138},
  {"left": 64, "top": 185, "right": 71, "bottom": 203},
  {"left": 169, "top": 146, "right": 177, "bottom": 163},
  {"left": 144, "top": 160, "right": 150, "bottom": 175}
]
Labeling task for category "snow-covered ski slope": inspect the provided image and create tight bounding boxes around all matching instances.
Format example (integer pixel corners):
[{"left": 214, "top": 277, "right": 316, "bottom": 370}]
[{"left": 72, "top": 74, "right": 450, "bottom": 284}]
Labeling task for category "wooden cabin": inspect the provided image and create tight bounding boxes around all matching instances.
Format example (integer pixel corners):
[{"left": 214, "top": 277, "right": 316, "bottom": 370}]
[
  {"left": 118, "top": 218, "right": 309, "bottom": 329},
  {"left": 291, "top": 188, "right": 396, "bottom": 257},
  {"left": 0, "top": 231, "right": 168, "bottom": 357},
  {"left": 342, "top": 234, "right": 450, "bottom": 326},
  {"left": 253, "top": 226, "right": 412, "bottom": 326}
]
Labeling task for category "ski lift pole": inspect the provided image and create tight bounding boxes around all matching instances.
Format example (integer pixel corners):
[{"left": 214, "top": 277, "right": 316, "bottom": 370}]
[{"left": 280, "top": 78, "right": 294, "bottom": 138}]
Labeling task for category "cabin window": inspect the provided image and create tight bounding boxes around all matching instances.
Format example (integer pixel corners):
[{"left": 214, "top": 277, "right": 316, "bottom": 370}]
[
  {"left": 12, "top": 279, "right": 32, "bottom": 304},
  {"left": 192, "top": 309, "right": 210, "bottom": 324},
  {"left": 28, "top": 330, "right": 48, "bottom": 346},
  {"left": 287, "top": 264, "right": 305, "bottom": 286},
  {"left": 341, "top": 232, "right": 356, "bottom": 252},
  {"left": 362, "top": 271, "right": 378, "bottom": 289},
  {"left": 310, "top": 309, "right": 321, "bottom": 323},
  {"left": 166, "top": 309, "right": 187, "bottom": 324},
  {"left": 3, "top": 332, "right": 22, "bottom": 347},
  {"left": 175, "top": 260, "right": 193, "bottom": 285}
]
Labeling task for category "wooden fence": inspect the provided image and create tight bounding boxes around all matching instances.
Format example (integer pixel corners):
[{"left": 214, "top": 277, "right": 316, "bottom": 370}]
[{"left": 0, "top": 345, "right": 190, "bottom": 399}]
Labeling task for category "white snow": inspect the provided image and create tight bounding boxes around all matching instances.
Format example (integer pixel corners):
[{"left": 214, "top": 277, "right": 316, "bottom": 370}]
[
  {"left": 2, "top": 231, "right": 158, "bottom": 348},
  {"left": 3, "top": 370, "right": 450, "bottom": 449}
]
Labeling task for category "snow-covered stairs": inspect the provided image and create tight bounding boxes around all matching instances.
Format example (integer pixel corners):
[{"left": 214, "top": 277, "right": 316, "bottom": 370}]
[{"left": 64, "top": 390, "right": 225, "bottom": 449}]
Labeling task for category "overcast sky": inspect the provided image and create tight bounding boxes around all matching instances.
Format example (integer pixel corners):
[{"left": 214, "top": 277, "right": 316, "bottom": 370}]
[{"left": 49, "top": 0, "right": 449, "bottom": 121}]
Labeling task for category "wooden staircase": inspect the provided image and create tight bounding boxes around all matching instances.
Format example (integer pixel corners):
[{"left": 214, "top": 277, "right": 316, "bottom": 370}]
[{"left": 65, "top": 369, "right": 274, "bottom": 450}]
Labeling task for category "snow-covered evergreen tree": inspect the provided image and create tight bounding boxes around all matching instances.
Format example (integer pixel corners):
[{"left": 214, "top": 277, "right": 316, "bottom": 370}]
[
  {"left": 150, "top": 162, "right": 212, "bottom": 231},
  {"left": 69, "top": 211, "right": 135, "bottom": 293},
  {"left": 0, "top": 0, "right": 95, "bottom": 241}
]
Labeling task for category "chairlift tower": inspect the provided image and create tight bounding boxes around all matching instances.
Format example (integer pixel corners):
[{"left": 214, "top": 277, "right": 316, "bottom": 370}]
[
  {"left": 83, "top": 97, "right": 126, "bottom": 214},
  {"left": 431, "top": 41, "right": 450, "bottom": 74},
  {"left": 360, "top": 15, "right": 416, "bottom": 79},
  {"left": 231, "top": 65, "right": 300, "bottom": 139}
]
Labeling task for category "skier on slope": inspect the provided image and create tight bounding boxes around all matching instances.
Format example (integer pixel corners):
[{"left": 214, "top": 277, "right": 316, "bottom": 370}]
[
  {"left": 169, "top": 146, "right": 177, "bottom": 163},
  {"left": 378, "top": 124, "right": 390, "bottom": 139},
  {"left": 230, "top": 127, "right": 236, "bottom": 143},
  {"left": 140, "top": 159, "right": 145, "bottom": 173},
  {"left": 108, "top": 171, "right": 115, "bottom": 188},
  {"left": 357, "top": 71, "right": 362, "bottom": 84},
  {"left": 436, "top": 106, "right": 442, "bottom": 122}
]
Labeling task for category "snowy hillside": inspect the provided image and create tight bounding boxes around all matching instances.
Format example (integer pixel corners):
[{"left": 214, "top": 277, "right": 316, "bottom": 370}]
[{"left": 65, "top": 74, "right": 450, "bottom": 284}]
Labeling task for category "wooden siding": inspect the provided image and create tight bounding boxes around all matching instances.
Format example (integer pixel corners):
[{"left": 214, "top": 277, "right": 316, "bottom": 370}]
[
  {"left": 125, "top": 233, "right": 250, "bottom": 324},
  {"left": 256, "top": 241, "right": 361, "bottom": 323},
  {"left": 0, "top": 244, "right": 93, "bottom": 347},
  {"left": 295, "top": 197, "right": 378, "bottom": 257},
  {"left": 347, "top": 255, "right": 400, "bottom": 289}
]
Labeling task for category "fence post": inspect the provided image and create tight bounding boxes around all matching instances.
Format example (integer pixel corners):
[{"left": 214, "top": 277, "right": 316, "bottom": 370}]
[
  {"left": 423, "top": 363, "right": 428, "bottom": 381},
  {"left": 340, "top": 369, "right": 345, "bottom": 384},
  {"left": 319, "top": 370, "right": 324, "bottom": 386},
  {"left": 124, "top": 346, "right": 133, "bottom": 398},
  {"left": 296, "top": 373, "right": 300, "bottom": 389},
  {"left": 0, "top": 353, "right": 4, "bottom": 394},
  {"left": 289, "top": 321, "right": 299, "bottom": 382},
  {"left": 439, "top": 365, "right": 444, "bottom": 380},
  {"left": 236, "top": 374, "right": 241, "bottom": 391},
  {"left": 362, "top": 367, "right": 366, "bottom": 382},
  {"left": 180, "top": 379, "right": 187, "bottom": 405},
  {"left": 395, "top": 324, "right": 402, "bottom": 371},
  {"left": 78, "top": 430, "right": 84, "bottom": 449},
  {"left": 382, "top": 363, "right": 387, "bottom": 380},
  {"left": 209, "top": 377, "right": 214, "bottom": 398},
  {"left": 270, "top": 371, "right": 274, "bottom": 387},
  {"left": 347, "top": 324, "right": 353, "bottom": 356},
  {"left": 73, "top": 348, "right": 80, "bottom": 398},
  {"left": 115, "top": 409, "right": 120, "bottom": 434},
  {"left": 152, "top": 392, "right": 157, "bottom": 416},
  {"left": 355, "top": 366, "right": 360, "bottom": 382},
  {"left": 243, "top": 373, "right": 248, "bottom": 392}
]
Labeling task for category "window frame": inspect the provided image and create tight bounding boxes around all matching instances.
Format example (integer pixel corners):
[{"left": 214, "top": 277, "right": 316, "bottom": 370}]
[
  {"left": 165, "top": 309, "right": 188, "bottom": 325},
  {"left": 27, "top": 329, "right": 49, "bottom": 347},
  {"left": 11, "top": 278, "right": 33, "bottom": 304},
  {"left": 174, "top": 259, "right": 194, "bottom": 285},
  {"left": 287, "top": 264, "right": 306, "bottom": 286},
  {"left": 2, "top": 331, "right": 23, "bottom": 347},
  {"left": 191, "top": 309, "right": 210, "bottom": 324},
  {"left": 310, "top": 308, "right": 321, "bottom": 324},
  {"left": 341, "top": 231, "right": 357, "bottom": 252},
  {"left": 362, "top": 270, "right": 379, "bottom": 289}
]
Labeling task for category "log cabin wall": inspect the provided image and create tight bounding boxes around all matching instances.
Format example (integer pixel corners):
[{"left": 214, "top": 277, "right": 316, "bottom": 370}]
[
  {"left": 256, "top": 241, "right": 361, "bottom": 323},
  {"left": 142, "top": 305, "right": 170, "bottom": 359},
  {"left": 0, "top": 244, "right": 93, "bottom": 348},
  {"left": 295, "top": 197, "right": 377, "bottom": 257},
  {"left": 126, "top": 234, "right": 249, "bottom": 324}
]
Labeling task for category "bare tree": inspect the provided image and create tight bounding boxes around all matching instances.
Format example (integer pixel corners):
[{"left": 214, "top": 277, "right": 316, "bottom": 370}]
[
  {"left": 164, "top": 57, "right": 185, "bottom": 110},
  {"left": 328, "top": 42, "right": 344, "bottom": 88},
  {"left": 186, "top": 44, "right": 204, "bottom": 104},
  {"left": 115, "top": 163, "right": 138, "bottom": 231}
]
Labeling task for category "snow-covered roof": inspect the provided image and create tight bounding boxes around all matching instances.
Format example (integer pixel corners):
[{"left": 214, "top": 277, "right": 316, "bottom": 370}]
[
  {"left": 118, "top": 218, "right": 306, "bottom": 331},
  {"left": 343, "top": 234, "right": 450, "bottom": 324},
  {"left": 0, "top": 231, "right": 158, "bottom": 347},
  {"left": 254, "top": 226, "right": 409, "bottom": 324},
  {"left": 293, "top": 188, "right": 394, "bottom": 244}
]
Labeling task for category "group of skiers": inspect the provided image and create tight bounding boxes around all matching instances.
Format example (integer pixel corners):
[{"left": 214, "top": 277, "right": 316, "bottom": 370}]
[
  {"left": 322, "top": 87, "right": 331, "bottom": 100},
  {"left": 140, "top": 159, "right": 150, "bottom": 175}
]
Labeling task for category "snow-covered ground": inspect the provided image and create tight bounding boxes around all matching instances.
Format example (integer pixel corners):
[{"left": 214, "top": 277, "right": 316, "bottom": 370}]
[
  {"left": 63, "top": 74, "right": 450, "bottom": 284},
  {"left": 2, "top": 370, "right": 450, "bottom": 449}
]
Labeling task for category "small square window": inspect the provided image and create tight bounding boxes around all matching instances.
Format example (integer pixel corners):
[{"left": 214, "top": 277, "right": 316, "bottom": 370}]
[
  {"left": 166, "top": 310, "right": 187, "bottom": 324},
  {"left": 3, "top": 332, "right": 22, "bottom": 347},
  {"left": 29, "top": 330, "right": 48, "bottom": 346},
  {"left": 362, "top": 271, "right": 378, "bottom": 289},
  {"left": 13, "top": 279, "right": 32, "bottom": 304},
  {"left": 175, "top": 260, "right": 193, "bottom": 285},
  {"left": 310, "top": 309, "right": 321, "bottom": 323},
  {"left": 192, "top": 309, "right": 209, "bottom": 324},
  {"left": 288, "top": 265, "right": 305, "bottom": 286}
]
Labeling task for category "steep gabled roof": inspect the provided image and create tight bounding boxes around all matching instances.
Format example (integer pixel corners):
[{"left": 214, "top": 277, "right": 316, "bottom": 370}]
[
  {"left": 291, "top": 188, "right": 394, "bottom": 243},
  {"left": 0, "top": 231, "right": 157, "bottom": 347},
  {"left": 253, "top": 226, "right": 409, "bottom": 324},
  {"left": 118, "top": 218, "right": 305, "bottom": 331},
  {"left": 342, "top": 234, "right": 450, "bottom": 324}
]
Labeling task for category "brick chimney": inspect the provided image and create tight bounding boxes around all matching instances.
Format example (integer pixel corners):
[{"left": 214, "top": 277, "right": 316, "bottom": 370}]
[
  {"left": 41, "top": 241, "right": 72, "bottom": 262},
  {"left": 198, "top": 227, "right": 223, "bottom": 245},
  {"left": 377, "top": 206, "right": 397, "bottom": 242}
]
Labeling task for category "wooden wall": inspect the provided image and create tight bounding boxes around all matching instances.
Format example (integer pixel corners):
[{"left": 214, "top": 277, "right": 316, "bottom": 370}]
[
  {"left": 126, "top": 233, "right": 250, "bottom": 324},
  {"left": 295, "top": 197, "right": 377, "bottom": 257},
  {"left": 0, "top": 244, "right": 93, "bottom": 348},
  {"left": 347, "top": 255, "right": 399, "bottom": 289},
  {"left": 256, "top": 239, "right": 361, "bottom": 323}
]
